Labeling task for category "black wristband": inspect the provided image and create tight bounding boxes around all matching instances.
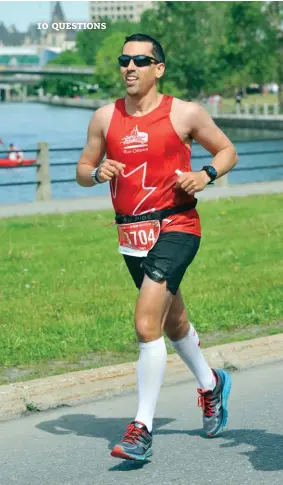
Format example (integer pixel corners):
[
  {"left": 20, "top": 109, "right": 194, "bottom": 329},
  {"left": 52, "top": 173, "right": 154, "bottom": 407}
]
[
  {"left": 92, "top": 168, "right": 103, "bottom": 184},
  {"left": 93, "top": 170, "right": 102, "bottom": 184}
]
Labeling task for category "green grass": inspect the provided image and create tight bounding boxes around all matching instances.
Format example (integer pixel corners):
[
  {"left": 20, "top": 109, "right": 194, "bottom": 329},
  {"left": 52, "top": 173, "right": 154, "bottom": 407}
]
[
  {"left": 220, "top": 93, "right": 280, "bottom": 114},
  {"left": 0, "top": 194, "right": 283, "bottom": 371},
  {"left": 224, "top": 93, "right": 278, "bottom": 106}
]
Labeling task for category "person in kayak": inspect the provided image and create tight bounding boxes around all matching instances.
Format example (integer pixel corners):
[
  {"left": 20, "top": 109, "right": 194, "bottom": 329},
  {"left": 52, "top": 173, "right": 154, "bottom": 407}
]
[{"left": 8, "top": 143, "right": 24, "bottom": 163}]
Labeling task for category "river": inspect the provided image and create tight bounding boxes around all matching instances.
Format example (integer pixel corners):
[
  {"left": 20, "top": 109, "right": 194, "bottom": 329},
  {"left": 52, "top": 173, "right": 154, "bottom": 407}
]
[{"left": 1, "top": 102, "right": 283, "bottom": 204}]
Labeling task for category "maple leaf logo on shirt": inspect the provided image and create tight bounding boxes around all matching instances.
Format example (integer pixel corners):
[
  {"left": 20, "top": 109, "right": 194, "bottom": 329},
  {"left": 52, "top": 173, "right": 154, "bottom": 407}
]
[{"left": 111, "top": 162, "right": 157, "bottom": 215}]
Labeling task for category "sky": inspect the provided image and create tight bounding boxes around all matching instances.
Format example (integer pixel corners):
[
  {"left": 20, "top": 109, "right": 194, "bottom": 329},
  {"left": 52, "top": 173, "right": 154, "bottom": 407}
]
[{"left": 0, "top": 1, "right": 89, "bottom": 31}]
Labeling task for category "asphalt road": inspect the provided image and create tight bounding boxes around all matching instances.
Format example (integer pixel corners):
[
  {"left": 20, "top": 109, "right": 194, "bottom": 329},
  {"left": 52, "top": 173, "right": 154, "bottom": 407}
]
[{"left": 0, "top": 361, "right": 282, "bottom": 485}]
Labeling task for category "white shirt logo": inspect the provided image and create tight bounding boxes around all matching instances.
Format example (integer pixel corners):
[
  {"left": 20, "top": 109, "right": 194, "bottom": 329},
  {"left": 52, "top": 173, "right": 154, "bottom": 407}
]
[{"left": 121, "top": 125, "right": 148, "bottom": 153}]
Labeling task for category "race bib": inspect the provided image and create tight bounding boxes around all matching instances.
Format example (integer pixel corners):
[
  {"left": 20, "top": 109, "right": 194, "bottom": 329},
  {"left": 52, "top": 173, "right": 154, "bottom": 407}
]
[{"left": 117, "top": 220, "right": 160, "bottom": 257}]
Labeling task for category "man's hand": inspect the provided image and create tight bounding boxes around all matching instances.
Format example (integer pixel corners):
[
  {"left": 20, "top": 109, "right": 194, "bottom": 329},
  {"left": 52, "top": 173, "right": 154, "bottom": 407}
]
[
  {"left": 97, "top": 159, "right": 126, "bottom": 182},
  {"left": 176, "top": 170, "right": 211, "bottom": 195}
]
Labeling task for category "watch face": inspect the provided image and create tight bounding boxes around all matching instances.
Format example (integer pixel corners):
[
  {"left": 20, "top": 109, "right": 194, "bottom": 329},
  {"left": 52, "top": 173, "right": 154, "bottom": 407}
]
[
  {"left": 202, "top": 165, "right": 217, "bottom": 181},
  {"left": 209, "top": 166, "right": 217, "bottom": 177}
]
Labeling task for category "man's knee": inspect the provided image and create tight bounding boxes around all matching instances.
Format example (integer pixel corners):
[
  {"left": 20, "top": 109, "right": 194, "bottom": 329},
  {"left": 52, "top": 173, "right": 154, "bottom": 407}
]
[{"left": 135, "top": 313, "right": 162, "bottom": 342}]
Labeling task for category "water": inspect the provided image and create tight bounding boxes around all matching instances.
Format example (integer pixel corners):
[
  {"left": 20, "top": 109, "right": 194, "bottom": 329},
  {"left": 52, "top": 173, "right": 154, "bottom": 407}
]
[{"left": 1, "top": 102, "right": 283, "bottom": 204}]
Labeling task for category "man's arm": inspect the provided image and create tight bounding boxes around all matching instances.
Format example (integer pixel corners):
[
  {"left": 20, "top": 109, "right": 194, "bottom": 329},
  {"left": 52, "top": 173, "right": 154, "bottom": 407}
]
[
  {"left": 76, "top": 108, "right": 106, "bottom": 187},
  {"left": 76, "top": 107, "right": 126, "bottom": 187},
  {"left": 176, "top": 103, "right": 239, "bottom": 195},
  {"left": 189, "top": 102, "right": 238, "bottom": 179}
]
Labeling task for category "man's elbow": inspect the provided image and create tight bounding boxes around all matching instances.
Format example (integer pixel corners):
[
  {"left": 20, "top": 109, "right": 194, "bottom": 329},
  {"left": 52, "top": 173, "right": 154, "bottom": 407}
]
[
  {"left": 231, "top": 145, "right": 239, "bottom": 167},
  {"left": 76, "top": 166, "right": 82, "bottom": 186},
  {"left": 76, "top": 165, "right": 86, "bottom": 187}
]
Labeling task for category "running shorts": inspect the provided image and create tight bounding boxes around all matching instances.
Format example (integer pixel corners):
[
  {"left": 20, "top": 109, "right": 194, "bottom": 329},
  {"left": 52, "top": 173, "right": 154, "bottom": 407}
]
[{"left": 123, "top": 232, "right": 201, "bottom": 295}]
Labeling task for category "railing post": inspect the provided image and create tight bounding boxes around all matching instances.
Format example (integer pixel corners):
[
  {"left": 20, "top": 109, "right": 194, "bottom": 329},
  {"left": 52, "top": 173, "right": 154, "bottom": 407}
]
[
  {"left": 215, "top": 174, "right": 228, "bottom": 187},
  {"left": 36, "top": 142, "right": 51, "bottom": 201},
  {"left": 244, "top": 104, "right": 249, "bottom": 115},
  {"left": 212, "top": 101, "right": 218, "bottom": 117},
  {"left": 274, "top": 103, "right": 279, "bottom": 115},
  {"left": 263, "top": 103, "right": 268, "bottom": 116},
  {"left": 21, "top": 85, "right": 27, "bottom": 102}
]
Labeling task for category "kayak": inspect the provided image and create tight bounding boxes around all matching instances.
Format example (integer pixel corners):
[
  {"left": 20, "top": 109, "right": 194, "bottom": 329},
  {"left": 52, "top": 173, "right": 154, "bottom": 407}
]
[{"left": 0, "top": 158, "right": 36, "bottom": 167}]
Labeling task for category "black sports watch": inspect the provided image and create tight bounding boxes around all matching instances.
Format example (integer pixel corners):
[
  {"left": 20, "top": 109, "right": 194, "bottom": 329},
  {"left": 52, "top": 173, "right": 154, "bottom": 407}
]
[{"left": 201, "top": 165, "right": 218, "bottom": 184}]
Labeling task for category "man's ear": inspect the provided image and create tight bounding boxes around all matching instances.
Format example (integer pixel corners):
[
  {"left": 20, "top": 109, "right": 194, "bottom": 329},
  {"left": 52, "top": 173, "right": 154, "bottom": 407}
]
[{"left": 156, "top": 64, "right": 165, "bottom": 79}]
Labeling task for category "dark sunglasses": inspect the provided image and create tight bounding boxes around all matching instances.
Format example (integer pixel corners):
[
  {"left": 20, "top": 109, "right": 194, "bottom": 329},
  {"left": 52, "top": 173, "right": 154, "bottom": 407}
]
[{"left": 118, "top": 54, "right": 160, "bottom": 68}]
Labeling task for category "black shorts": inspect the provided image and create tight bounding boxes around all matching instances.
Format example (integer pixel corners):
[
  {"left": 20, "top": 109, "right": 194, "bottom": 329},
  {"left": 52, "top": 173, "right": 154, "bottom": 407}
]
[{"left": 123, "top": 232, "right": 201, "bottom": 295}]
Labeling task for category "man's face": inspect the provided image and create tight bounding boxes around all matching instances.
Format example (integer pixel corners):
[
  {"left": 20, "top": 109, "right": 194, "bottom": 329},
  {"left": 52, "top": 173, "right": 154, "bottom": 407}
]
[{"left": 121, "top": 41, "right": 164, "bottom": 96}]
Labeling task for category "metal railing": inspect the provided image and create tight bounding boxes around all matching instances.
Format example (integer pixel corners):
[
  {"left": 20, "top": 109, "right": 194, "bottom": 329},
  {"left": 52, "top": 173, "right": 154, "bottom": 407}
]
[
  {"left": 205, "top": 101, "right": 282, "bottom": 117},
  {"left": 0, "top": 65, "right": 96, "bottom": 76},
  {"left": 1, "top": 141, "right": 283, "bottom": 201}
]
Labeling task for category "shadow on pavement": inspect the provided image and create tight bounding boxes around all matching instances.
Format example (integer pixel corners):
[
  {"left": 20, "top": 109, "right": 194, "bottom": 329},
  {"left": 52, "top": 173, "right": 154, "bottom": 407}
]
[
  {"left": 36, "top": 414, "right": 175, "bottom": 472},
  {"left": 36, "top": 414, "right": 174, "bottom": 450},
  {"left": 36, "top": 415, "right": 283, "bottom": 472},
  {"left": 160, "top": 427, "right": 283, "bottom": 472},
  {"left": 152, "top": 426, "right": 283, "bottom": 472},
  {"left": 219, "top": 428, "right": 283, "bottom": 472}
]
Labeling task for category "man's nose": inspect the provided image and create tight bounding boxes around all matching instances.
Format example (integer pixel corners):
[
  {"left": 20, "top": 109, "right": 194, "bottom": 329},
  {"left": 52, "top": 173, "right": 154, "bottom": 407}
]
[{"left": 127, "top": 59, "right": 136, "bottom": 70}]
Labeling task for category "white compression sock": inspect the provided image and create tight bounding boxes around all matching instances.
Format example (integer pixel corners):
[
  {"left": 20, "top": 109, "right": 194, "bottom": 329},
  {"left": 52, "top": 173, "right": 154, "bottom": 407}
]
[
  {"left": 171, "top": 323, "right": 216, "bottom": 390},
  {"left": 135, "top": 336, "right": 167, "bottom": 433}
]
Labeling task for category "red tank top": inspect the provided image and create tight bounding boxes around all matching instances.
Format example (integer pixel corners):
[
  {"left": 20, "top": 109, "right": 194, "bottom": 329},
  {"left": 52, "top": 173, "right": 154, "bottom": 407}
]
[{"left": 106, "top": 95, "right": 201, "bottom": 236}]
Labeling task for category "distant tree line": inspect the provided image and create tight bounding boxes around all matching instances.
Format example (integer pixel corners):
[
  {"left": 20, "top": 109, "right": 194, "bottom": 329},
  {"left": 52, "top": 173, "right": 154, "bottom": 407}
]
[{"left": 38, "top": 2, "right": 283, "bottom": 108}]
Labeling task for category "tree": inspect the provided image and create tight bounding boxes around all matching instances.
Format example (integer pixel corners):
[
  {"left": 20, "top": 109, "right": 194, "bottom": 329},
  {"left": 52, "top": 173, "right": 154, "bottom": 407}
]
[
  {"left": 76, "top": 19, "right": 141, "bottom": 65},
  {"left": 262, "top": 1, "right": 283, "bottom": 109},
  {"left": 95, "top": 32, "right": 127, "bottom": 97},
  {"left": 48, "top": 50, "right": 86, "bottom": 66},
  {"left": 140, "top": 1, "right": 227, "bottom": 98},
  {"left": 39, "top": 50, "right": 92, "bottom": 97},
  {"left": 219, "top": 2, "right": 275, "bottom": 95}
]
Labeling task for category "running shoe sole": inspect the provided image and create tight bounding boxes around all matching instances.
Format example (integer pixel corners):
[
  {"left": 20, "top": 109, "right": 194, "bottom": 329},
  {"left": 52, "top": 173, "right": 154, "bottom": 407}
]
[
  {"left": 207, "top": 369, "right": 232, "bottom": 437},
  {"left": 111, "top": 445, "right": 153, "bottom": 461}
]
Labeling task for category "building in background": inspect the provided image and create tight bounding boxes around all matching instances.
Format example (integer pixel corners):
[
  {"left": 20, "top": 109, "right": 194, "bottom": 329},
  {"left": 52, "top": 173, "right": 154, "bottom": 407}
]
[
  {"left": 0, "top": 23, "right": 26, "bottom": 47},
  {"left": 0, "top": 46, "right": 40, "bottom": 67},
  {"left": 0, "top": 1, "right": 76, "bottom": 52},
  {"left": 89, "top": 1, "right": 154, "bottom": 22},
  {"left": 41, "top": 1, "right": 76, "bottom": 50}
]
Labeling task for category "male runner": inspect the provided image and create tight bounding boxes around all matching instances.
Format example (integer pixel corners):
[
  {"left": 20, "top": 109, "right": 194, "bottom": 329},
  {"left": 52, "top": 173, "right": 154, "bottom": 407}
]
[{"left": 76, "top": 33, "right": 238, "bottom": 461}]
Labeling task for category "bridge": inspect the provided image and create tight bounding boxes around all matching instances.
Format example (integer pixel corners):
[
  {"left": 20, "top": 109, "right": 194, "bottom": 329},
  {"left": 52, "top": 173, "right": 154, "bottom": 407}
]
[
  {"left": 0, "top": 75, "right": 42, "bottom": 85},
  {"left": 0, "top": 65, "right": 96, "bottom": 76}
]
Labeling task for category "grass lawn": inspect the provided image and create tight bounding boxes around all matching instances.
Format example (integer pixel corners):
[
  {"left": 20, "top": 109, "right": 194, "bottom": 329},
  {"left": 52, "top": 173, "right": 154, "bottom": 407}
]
[
  {"left": 0, "top": 194, "right": 282, "bottom": 373},
  {"left": 220, "top": 93, "right": 279, "bottom": 114},
  {"left": 225, "top": 93, "right": 278, "bottom": 106}
]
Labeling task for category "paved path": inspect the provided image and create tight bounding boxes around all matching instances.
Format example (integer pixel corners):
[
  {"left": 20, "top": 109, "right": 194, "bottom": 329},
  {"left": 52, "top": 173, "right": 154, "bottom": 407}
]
[
  {"left": 0, "top": 361, "right": 282, "bottom": 485},
  {"left": 1, "top": 181, "right": 283, "bottom": 218}
]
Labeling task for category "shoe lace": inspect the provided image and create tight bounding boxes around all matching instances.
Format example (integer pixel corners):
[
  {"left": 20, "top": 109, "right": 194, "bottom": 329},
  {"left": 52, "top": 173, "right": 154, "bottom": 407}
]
[
  {"left": 123, "top": 423, "right": 145, "bottom": 444},
  {"left": 198, "top": 391, "right": 216, "bottom": 417}
]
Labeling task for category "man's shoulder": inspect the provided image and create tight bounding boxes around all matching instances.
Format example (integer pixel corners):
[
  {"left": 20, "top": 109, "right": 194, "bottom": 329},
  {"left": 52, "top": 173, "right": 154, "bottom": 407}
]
[
  {"left": 172, "top": 97, "right": 203, "bottom": 112},
  {"left": 89, "top": 102, "right": 116, "bottom": 130},
  {"left": 171, "top": 97, "right": 205, "bottom": 121},
  {"left": 95, "top": 101, "right": 116, "bottom": 119}
]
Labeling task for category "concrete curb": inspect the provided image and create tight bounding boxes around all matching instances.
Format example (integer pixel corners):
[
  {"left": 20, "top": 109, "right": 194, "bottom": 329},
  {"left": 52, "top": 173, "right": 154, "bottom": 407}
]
[
  {"left": 0, "top": 334, "right": 282, "bottom": 422},
  {"left": 1, "top": 181, "right": 283, "bottom": 219}
]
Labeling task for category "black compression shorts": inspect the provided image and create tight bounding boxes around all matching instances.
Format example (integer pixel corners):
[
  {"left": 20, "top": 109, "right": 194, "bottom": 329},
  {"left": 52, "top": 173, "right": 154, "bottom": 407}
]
[{"left": 123, "top": 232, "right": 201, "bottom": 295}]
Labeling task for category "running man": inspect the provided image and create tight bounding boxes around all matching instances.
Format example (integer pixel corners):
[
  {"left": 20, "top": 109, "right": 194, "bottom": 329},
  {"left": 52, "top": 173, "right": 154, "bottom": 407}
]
[{"left": 76, "top": 33, "right": 238, "bottom": 461}]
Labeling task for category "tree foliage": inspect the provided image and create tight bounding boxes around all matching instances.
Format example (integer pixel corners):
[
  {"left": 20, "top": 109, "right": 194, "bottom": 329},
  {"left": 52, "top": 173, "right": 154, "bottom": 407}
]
[
  {"left": 49, "top": 50, "right": 86, "bottom": 66},
  {"left": 76, "top": 19, "right": 141, "bottom": 65},
  {"left": 42, "top": 2, "right": 282, "bottom": 102},
  {"left": 95, "top": 32, "right": 127, "bottom": 97}
]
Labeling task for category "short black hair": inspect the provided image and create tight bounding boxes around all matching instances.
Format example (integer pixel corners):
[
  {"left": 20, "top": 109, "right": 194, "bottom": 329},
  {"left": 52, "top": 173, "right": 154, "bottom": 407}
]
[{"left": 124, "top": 33, "right": 165, "bottom": 64}]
